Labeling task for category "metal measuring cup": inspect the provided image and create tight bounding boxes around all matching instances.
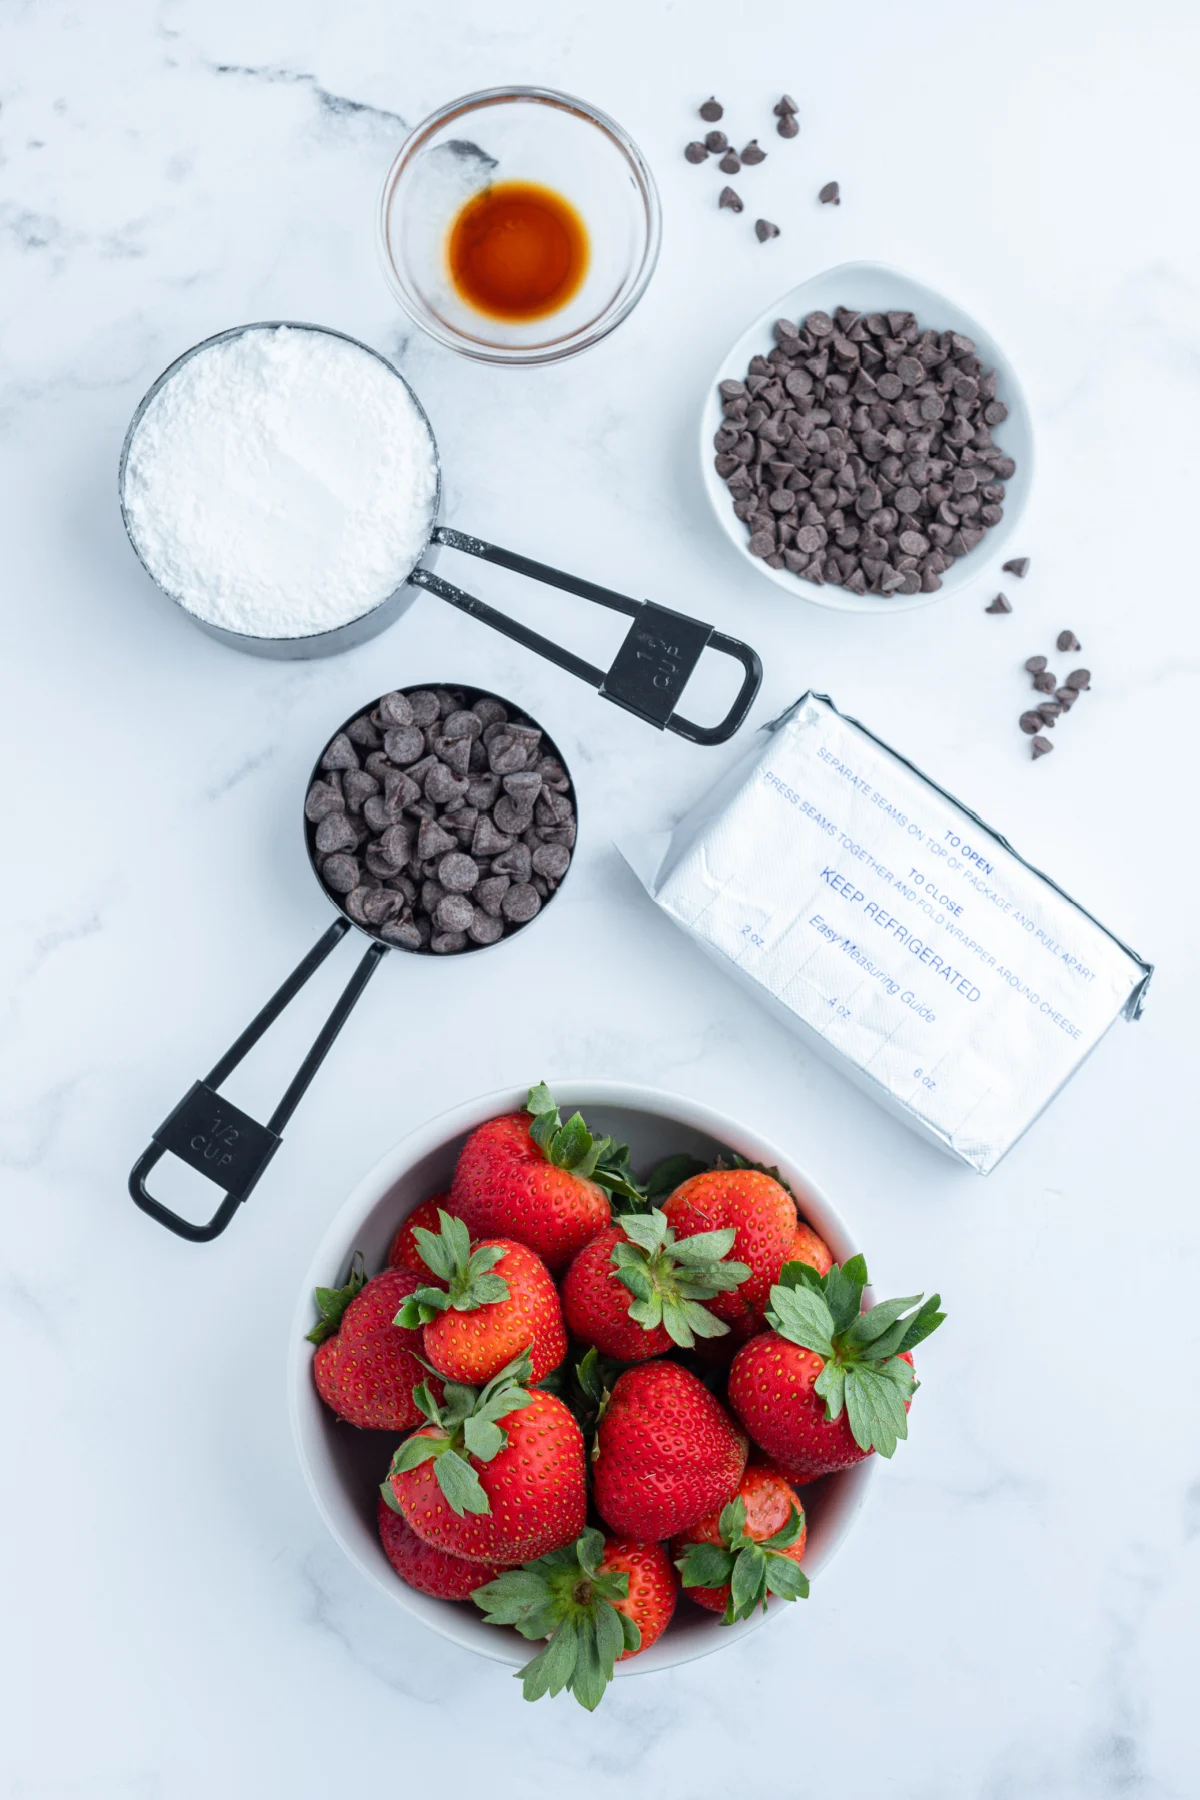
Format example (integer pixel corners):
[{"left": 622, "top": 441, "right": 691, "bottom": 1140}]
[
  {"left": 128, "top": 683, "right": 577, "bottom": 1244},
  {"left": 118, "top": 322, "right": 762, "bottom": 745}
]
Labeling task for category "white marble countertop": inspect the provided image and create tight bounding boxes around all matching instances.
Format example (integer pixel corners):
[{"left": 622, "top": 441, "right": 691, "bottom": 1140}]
[{"left": 3, "top": 1, "right": 1198, "bottom": 1793}]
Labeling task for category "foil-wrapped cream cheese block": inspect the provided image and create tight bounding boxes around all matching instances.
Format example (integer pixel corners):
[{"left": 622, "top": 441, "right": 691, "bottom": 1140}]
[{"left": 624, "top": 694, "right": 1151, "bottom": 1173}]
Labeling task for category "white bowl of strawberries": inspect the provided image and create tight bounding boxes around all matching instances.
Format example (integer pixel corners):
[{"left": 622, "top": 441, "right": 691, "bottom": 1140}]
[{"left": 288, "top": 1081, "right": 944, "bottom": 1709}]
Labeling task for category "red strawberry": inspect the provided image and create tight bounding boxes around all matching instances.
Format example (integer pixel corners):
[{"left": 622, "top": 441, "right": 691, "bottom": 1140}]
[
  {"left": 672, "top": 1462, "right": 809, "bottom": 1622},
  {"left": 471, "top": 1527, "right": 676, "bottom": 1709},
  {"left": 384, "top": 1356, "right": 586, "bottom": 1565},
  {"left": 728, "top": 1256, "right": 944, "bottom": 1480},
  {"left": 387, "top": 1195, "right": 450, "bottom": 1276},
  {"left": 662, "top": 1167, "right": 797, "bottom": 1329},
  {"left": 396, "top": 1209, "right": 566, "bottom": 1384},
  {"left": 449, "top": 1084, "right": 614, "bottom": 1274},
  {"left": 560, "top": 1209, "right": 751, "bottom": 1360},
  {"left": 376, "top": 1496, "right": 509, "bottom": 1600},
  {"left": 309, "top": 1261, "right": 432, "bottom": 1432},
  {"left": 788, "top": 1219, "right": 833, "bottom": 1277},
  {"left": 591, "top": 1359, "right": 747, "bottom": 1541}
]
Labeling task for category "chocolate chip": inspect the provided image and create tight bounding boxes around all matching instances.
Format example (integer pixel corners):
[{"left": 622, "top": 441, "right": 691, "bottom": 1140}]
[
  {"left": 430, "top": 931, "right": 468, "bottom": 954},
  {"left": 435, "top": 894, "right": 474, "bottom": 934},
  {"left": 773, "top": 94, "right": 799, "bottom": 116},
  {"left": 532, "top": 842, "right": 571, "bottom": 880},
  {"left": 699, "top": 96, "right": 724, "bottom": 121},
  {"left": 818, "top": 181, "right": 840, "bottom": 205},
  {"left": 1002, "top": 557, "right": 1030, "bottom": 578},
  {"left": 755, "top": 218, "right": 781, "bottom": 241},
  {"left": 346, "top": 715, "right": 381, "bottom": 748},
  {"left": 985, "top": 593, "right": 1012, "bottom": 614},
  {"left": 1031, "top": 736, "right": 1053, "bottom": 760},
  {"left": 719, "top": 151, "right": 741, "bottom": 174},
  {"left": 1056, "top": 630, "right": 1081, "bottom": 653},
  {"left": 1032, "top": 671, "right": 1057, "bottom": 693},
  {"left": 741, "top": 139, "right": 766, "bottom": 164},
  {"left": 1064, "top": 669, "right": 1091, "bottom": 690},
  {"left": 378, "top": 691, "right": 415, "bottom": 727},
  {"left": 1024, "top": 655, "right": 1047, "bottom": 674},
  {"left": 493, "top": 843, "right": 533, "bottom": 882},
  {"left": 468, "top": 912, "right": 504, "bottom": 946},
  {"left": 380, "top": 918, "right": 422, "bottom": 950},
  {"left": 438, "top": 851, "right": 479, "bottom": 894},
  {"left": 1055, "top": 687, "right": 1079, "bottom": 709},
  {"left": 1019, "top": 711, "right": 1043, "bottom": 735},
  {"left": 719, "top": 186, "right": 744, "bottom": 212},
  {"left": 320, "top": 854, "right": 359, "bottom": 893},
  {"left": 425, "top": 762, "right": 468, "bottom": 805},
  {"left": 321, "top": 733, "right": 359, "bottom": 773},
  {"left": 704, "top": 129, "right": 728, "bottom": 152},
  {"left": 305, "top": 780, "right": 345, "bottom": 823},
  {"left": 383, "top": 725, "right": 425, "bottom": 766},
  {"left": 476, "top": 875, "right": 511, "bottom": 918},
  {"left": 314, "top": 812, "right": 359, "bottom": 854},
  {"left": 501, "top": 883, "right": 541, "bottom": 924},
  {"left": 406, "top": 691, "right": 441, "bottom": 727}
]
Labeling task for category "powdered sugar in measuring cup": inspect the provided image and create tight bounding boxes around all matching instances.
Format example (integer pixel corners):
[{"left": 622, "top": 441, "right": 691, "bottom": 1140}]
[{"left": 121, "top": 323, "right": 439, "bottom": 643}]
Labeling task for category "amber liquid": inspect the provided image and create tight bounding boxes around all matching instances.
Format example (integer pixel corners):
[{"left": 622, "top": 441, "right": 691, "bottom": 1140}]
[{"left": 447, "top": 181, "right": 589, "bottom": 323}]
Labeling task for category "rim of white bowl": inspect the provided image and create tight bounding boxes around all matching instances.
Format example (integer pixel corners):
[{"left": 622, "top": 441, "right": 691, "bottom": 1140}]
[
  {"left": 287, "top": 1080, "right": 877, "bottom": 1675},
  {"left": 699, "top": 259, "right": 1035, "bottom": 615}
]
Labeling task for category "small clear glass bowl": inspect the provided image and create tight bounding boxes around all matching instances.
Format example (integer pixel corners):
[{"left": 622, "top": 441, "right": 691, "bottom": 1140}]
[{"left": 378, "top": 86, "right": 661, "bottom": 365}]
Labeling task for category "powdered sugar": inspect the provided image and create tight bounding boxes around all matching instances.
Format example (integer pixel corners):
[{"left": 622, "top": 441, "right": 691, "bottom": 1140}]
[{"left": 122, "top": 325, "right": 439, "bottom": 639}]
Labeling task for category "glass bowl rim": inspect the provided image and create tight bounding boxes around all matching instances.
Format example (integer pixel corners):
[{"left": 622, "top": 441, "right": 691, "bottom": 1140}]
[{"left": 376, "top": 84, "right": 662, "bottom": 366}]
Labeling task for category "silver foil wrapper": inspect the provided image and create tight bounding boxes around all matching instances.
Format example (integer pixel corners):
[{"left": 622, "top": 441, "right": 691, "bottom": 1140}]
[{"left": 624, "top": 694, "right": 1151, "bottom": 1173}]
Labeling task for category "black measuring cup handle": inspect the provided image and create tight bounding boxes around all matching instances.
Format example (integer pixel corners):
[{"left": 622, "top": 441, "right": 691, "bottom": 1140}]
[
  {"left": 410, "top": 528, "right": 763, "bottom": 743},
  {"left": 129, "top": 919, "right": 388, "bottom": 1242}
]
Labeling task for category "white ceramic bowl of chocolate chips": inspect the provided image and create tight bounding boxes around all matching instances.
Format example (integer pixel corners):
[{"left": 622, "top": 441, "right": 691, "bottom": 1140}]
[{"left": 701, "top": 260, "right": 1034, "bottom": 614}]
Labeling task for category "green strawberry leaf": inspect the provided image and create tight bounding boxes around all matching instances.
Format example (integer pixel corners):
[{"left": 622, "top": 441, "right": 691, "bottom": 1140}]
[
  {"left": 677, "top": 1543, "right": 736, "bottom": 1588},
  {"left": 408, "top": 1210, "right": 511, "bottom": 1315},
  {"left": 462, "top": 1414, "right": 505, "bottom": 1462},
  {"left": 618, "top": 1610, "right": 642, "bottom": 1655},
  {"left": 777, "top": 1259, "right": 827, "bottom": 1295},
  {"left": 767, "top": 1283, "right": 836, "bottom": 1358},
  {"left": 518, "top": 1615, "right": 580, "bottom": 1702},
  {"left": 719, "top": 1496, "right": 747, "bottom": 1542},
  {"left": 822, "top": 1257, "right": 867, "bottom": 1333},
  {"left": 729, "top": 1543, "right": 768, "bottom": 1620},
  {"left": 305, "top": 1251, "right": 366, "bottom": 1344},
  {"left": 432, "top": 1446, "right": 490, "bottom": 1514},
  {"left": 896, "top": 1294, "right": 946, "bottom": 1354},
  {"left": 813, "top": 1359, "right": 846, "bottom": 1420},
  {"left": 763, "top": 1557, "right": 810, "bottom": 1602},
  {"left": 388, "top": 1434, "right": 441, "bottom": 1476},
  {"left": 843, "top": 1360, "right": 914, "bottom": 1457},
  {"left": 475, "top": 1530, "right": 632, "bottom": 1709},
  {"left": 618, "top": 1211, "right": 669, "bottom": 1256},
  {"left": 379, "top": 1477, "right": 406, "bottom": 1515},
  {"left": 842, "top": 1292, "right": 923, "bottom": 1349}
]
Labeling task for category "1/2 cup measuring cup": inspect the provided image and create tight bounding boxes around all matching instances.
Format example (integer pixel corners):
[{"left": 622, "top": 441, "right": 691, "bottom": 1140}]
[
  {"left": 119, "top": 322, "right": 762, "bottom": 747},
  {"left": 128, "top": 683, "right": 578, "bottom": 1243}
]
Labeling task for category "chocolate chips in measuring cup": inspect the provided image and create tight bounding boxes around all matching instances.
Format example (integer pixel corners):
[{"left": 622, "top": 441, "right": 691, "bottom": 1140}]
[
  {"left": 306, "top": 687, "right": 576, "bottom": 954},
  {"left": 713, "top": 308, "right": 1016, "bottom": 596}
]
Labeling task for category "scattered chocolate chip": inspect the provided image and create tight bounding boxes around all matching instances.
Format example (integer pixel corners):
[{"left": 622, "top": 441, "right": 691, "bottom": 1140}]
[
  {"left": 741, "top": 139, "right": 766, "bottom": 164},
  {"left": 773, "top": 94, "right": 799, "bottom": 116},
  {"left": 1024, "top": 655, "right": 1047, "bottom": 674},
  {"left": 309, "top": 688, "right": 575, "bottom": 954},
  {"left": 1056, "top": 630, "right": 1081, "bottom": 653},
  {"left": 1055, "top": 687, "right": 1079, "bottom": 709},
  {"left": 776, "top": 113, "right": 799, "bottom": 138},
  {"left": 818, "top": 181, "right": 840, "bottom": 205},
  {"left": 755, "top": 218, "right": 781, "bottom": 241},
  {"left": 1002, "top": 557, "right": 1030, "bottom": 578},
  {"left": 1019, "top": 711, "right": 1043, "bottom": 735},
  {"left": 719, "top": 186, "right": 744, "bottom": 212},
  {"left": 699, "top": 96, "right": 724, "bottom": 122},
  {"left": 1032, "top": 671, "right": 1057, "bottom": 693},
  {"left": 1064, "top": 669, "right": 1091, "bottom": 690},
  {"left": 1031, "top": 736, "right": 1053, "bottom": 760},
  {"left": 719, "top": 151, "right": 741, "bottom": 174},
  {"left": 985, "top": 593, "right": 1012, "bottom": 614},
  {"left": 704, "top": 129, "right": 728, "bottom": 153}
]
